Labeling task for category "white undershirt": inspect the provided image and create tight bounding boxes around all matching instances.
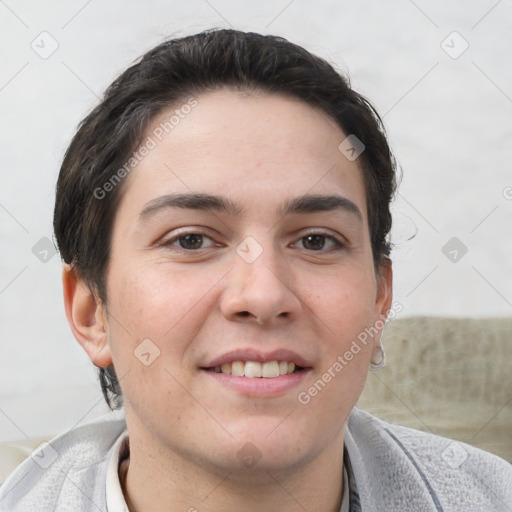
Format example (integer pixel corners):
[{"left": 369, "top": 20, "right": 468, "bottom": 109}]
[
  {"left": 106, "top": 432, "right": 350, "bottom": 512},
  {"left": 106, "top": 431, "right": 130, "bottom": 512}
]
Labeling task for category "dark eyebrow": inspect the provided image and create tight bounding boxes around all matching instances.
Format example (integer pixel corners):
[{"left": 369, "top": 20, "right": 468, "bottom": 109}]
[
  {"left": 139, "top": 193, "right": 244, "bottom": 221},
  {"left": 138, "top": 193, "right": 363, "bottom": 223},
  {"left": 278, "top": 194, "right": 363, "bottom": 222}
]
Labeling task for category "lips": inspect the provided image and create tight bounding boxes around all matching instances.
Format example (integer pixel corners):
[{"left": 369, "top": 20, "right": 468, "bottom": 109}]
[
  {"left": 202, "top": 348, "right": 313, "bottom": 370},
  {"left": 200, "top": 349, "right": 313, "bottom": 396}
]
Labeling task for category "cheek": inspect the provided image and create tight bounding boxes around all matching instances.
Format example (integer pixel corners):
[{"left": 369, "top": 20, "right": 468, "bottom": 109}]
[
  {"left": 312, "top": 266, "right": 377, "bottom": 333},
  {"left": 104, "top": 266, "right": 200, "bottom": 413},
  {"left": 301, "top": 277, "right": 376, "bottom": 419},
  {"left": 105, "top": 262, "right": 224, "bottom": 359},
  {"left": 307, "top": 265, "right": 378, "bottom": 390}
]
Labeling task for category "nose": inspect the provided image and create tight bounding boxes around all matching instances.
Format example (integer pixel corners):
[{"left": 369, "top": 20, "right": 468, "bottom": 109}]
[{"left": 219, "top": 242, "right": 302, "bottom": 326}]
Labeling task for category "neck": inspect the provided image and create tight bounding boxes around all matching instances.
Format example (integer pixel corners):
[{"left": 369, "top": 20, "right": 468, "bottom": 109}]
[{"left": 120, "top": 430, "right": 345, "bottom": 512}]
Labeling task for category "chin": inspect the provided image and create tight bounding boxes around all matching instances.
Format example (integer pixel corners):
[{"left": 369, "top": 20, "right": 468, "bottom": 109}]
[
  {"left": 212, "top": 419, "right": 315, "bottom": 468},
  {"left": 205, "top": 443, "right": 313, "bottom": 479}
]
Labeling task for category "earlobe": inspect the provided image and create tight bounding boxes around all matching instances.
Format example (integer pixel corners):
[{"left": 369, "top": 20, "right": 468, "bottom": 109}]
[
  {"left": 369, "top": 259, "right": 393, "bottom": 369},
  {"left": 62, "top": 265, "right": 113, "bottom": 368}
]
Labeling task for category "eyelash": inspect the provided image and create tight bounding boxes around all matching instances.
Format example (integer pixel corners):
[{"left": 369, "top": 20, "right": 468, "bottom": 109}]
[{"left": 160, "top": 229, "right": 346, "bottom": 253}]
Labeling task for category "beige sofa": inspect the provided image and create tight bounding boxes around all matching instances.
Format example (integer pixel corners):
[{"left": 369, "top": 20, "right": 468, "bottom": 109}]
[
  {"left": 1, "top": 316, "right": 510, "bottom": 486},
  {"left": 357, "top": 316, "right": 512, "bottom": 463}
]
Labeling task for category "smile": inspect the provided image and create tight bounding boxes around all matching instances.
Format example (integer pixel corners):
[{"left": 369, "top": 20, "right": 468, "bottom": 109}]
[{"left": 207, "top": 360, "right": 302, "bottom": 378}]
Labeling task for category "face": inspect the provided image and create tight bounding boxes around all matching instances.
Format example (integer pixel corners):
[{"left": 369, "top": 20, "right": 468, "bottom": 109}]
[{"left": 102, "top": 89, "right": 391, "bottom": 475}]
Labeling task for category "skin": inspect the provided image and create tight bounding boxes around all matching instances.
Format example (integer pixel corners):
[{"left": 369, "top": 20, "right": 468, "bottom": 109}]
[{"left": 63, "top": 89, "right": 392, "bottom": 512}]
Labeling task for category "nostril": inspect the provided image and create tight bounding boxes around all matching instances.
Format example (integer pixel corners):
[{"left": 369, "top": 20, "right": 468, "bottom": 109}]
[{"left": 238, "top": 311, "right": 251, "bottom": 317}]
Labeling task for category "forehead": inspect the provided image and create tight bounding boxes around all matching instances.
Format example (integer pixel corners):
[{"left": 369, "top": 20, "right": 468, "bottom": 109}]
[
  {"left": 116, "top": 89, "right": 367, "bottom": 222},
  {"left": 149, "top": 88, "right": 346, "bottom": 164}
]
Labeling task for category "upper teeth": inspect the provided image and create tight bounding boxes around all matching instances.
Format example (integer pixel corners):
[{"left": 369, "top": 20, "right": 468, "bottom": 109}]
[{"left": 214, "top": 361, "right": 296, "bottom": 378}]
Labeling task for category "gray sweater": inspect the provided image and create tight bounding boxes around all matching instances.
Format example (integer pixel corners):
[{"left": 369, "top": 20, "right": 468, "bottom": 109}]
[{"left": 0, "top": 408, "right": 510, "bottom": 511}]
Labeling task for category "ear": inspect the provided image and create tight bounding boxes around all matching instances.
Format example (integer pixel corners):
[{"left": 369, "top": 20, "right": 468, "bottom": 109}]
[
  {"left": 62, "top": 265, "right": 112, "bottom": 368},
  {"left": 372, "top": 257, "right": 393, "bottom": 348}
]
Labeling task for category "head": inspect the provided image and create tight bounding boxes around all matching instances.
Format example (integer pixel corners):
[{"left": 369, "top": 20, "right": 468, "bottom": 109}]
[{"left": 55, "top": 28, "right": 396, "bottom": 474}]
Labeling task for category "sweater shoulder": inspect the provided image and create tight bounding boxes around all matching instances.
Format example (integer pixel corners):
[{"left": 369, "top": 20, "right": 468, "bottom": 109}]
[
  {"left": 347, "top": 408, "right": 512, "bottom": 511},
  {"left": 0, "top": 410, "right": 127, "bottom": 512}
]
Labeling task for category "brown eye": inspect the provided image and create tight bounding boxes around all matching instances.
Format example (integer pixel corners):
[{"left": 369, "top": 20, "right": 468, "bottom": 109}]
[
  {"left": 178, "top": 234, "right": 204, "bottom": 250},
  {"left": 302, "top": 234, "right": 326, "bottom": 250},
  {"left": 162, "top": 231, "right": 217, "bottom": 251},
  {"left": 295, "top": 232, "right": 344, "bottom": 252}
]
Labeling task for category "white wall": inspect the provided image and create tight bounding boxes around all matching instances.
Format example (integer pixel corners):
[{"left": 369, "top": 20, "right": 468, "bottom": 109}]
[{"left": 1, "top": 0, "right": 511, "bottom": 440}]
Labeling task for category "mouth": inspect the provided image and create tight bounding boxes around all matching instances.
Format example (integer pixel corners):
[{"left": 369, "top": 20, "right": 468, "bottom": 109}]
[
  {"left": 203, "top": 360, "right": 307, "bottom": 378},
  {"left": 199, "top": 349, "right": 313, "bottom": 396}
]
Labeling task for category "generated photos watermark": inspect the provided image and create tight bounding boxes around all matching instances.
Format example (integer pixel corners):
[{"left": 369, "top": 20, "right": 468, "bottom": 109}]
[
  {"left": 93, "top": 96, "right": 198, "bottom": 200},
  {"left": 297, "top": 301, "right": 403, "bottom": 405}
]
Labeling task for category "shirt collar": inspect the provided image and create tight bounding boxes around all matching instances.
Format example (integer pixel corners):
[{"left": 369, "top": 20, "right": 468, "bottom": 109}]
[{"left": 106, "top": 429, "right": 130, "bottom": 512}]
